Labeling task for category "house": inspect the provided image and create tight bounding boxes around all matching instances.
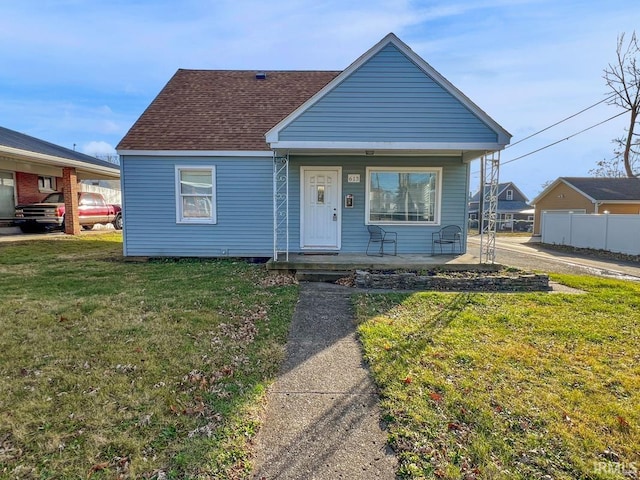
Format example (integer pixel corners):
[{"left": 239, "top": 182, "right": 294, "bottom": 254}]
[
  {"left": 0, "top": 126, "right": 120, "bottom": 234},
  {"left": 468, "top": 182, "right": 533, "bottom": 231},
  {"left": 116, "top": 33, "right": 511, "bottom": 258},
  {"left": 532, "top": 177, "right": 640, "bottom": 235}
]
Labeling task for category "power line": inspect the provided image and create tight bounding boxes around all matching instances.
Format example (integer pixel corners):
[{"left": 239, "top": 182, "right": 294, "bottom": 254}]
[
  {"left": 501, "top": 109, "right": 629, "bottom": 166},
  {"left": 505, "top": 94, "right": 617, "bottom": 149},
  {"left": 469, "top": 95, "right": 621, "bottom": 179}
]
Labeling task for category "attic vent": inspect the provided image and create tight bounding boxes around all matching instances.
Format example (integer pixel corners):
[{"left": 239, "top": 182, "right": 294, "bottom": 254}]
[{"left": 255, "top": 72, "right": 267, "bottom": 80}]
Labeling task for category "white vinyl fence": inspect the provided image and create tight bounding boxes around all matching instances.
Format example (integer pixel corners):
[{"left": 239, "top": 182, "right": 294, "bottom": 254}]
[{"left": 541, "top": 212, "right": 640, "bottom": 255}]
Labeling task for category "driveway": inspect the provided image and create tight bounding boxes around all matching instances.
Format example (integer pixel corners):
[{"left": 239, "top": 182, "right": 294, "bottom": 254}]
[{"left": 467, "top": 235, "right": 640, "bottom": 281}]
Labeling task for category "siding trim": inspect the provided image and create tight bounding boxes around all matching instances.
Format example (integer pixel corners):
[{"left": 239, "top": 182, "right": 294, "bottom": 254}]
[
  {"left": 269, "top": 140, "right": 504, "bottom": 151},
  {"left": 118, "top": 150, "right": 272, "bottom": 157}
]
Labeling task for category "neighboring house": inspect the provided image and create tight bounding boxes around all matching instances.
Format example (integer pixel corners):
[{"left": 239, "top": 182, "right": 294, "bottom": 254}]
[
  {"left": 532, "top": 177, "right": 640, "bottom": 235},
  {"left": 116, "top": 33, "right": 511, "bottom": 258},
  {"left": 468, "top": 182, "right": 533, "bottom": 231},
  {"left": 0, "top": 126, "right": 120, "bottom": 233}
]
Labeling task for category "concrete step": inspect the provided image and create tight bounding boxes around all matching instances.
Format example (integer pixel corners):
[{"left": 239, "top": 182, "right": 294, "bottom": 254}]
[{"left": 295, "top": 269, "right": 352, "bottom": 283}]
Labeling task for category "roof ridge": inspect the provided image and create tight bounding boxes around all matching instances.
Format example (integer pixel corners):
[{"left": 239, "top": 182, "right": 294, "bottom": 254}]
[{"left": 176, "top": 68, "right": 343, "bottom": 73}]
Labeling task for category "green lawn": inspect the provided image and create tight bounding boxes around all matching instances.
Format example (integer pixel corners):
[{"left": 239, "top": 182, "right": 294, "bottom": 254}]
[
  {"left": 0, "top": 233, "right": 298, "bottom": 479},
  {"left": 355, "top": 276, "right": 640, "bottom": 479}
]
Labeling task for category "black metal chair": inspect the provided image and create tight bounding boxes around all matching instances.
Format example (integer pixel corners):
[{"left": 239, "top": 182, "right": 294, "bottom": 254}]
[
  {"left": 366, "top": 225, "right": 397, "bottom": 256},
  {"left": 431, "top": 225, "right": 462, "bottom": 254}
]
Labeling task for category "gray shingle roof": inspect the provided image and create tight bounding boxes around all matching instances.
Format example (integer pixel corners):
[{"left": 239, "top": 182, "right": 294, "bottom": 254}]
[
  {"left": 468, "top": 200, "right": 532, "bottom": 214},
  {"left": 0, "top": 126, "right": 119, "bottom": 171},
  {"left": 562, "top": 177, "right": 640, "bottom": 201}
]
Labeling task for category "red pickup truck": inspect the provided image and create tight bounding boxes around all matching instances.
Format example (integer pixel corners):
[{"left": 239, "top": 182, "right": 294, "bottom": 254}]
[{"left": 14, "top": 192, "right": 122, "bottom": 233}]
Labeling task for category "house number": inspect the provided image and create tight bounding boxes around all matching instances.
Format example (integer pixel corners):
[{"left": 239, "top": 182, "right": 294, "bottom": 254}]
[{"left": 347, "top": 174, "right": 360, "bottom": 183}]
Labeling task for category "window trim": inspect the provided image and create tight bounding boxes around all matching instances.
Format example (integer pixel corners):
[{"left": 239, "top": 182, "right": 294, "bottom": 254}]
[
  {"left": 175, "top": 165, "right": 217, "bottom": 224},
  {"left": 38, "top": 176, "right": 56, "bottom": 193},
  {"left": 365, "top": 166, "right": 442, "bottom": 226},
  {"left": 506, "top": 189, "right": 514, "bottom": 200}
]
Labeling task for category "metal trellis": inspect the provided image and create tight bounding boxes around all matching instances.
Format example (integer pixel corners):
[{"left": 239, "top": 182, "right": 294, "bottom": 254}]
[
  {"left": 479, "top": 151, "right": 500, "bottom": 264},
  {"left": 273, "top": 153, "right": 289, "bottom": 261}
]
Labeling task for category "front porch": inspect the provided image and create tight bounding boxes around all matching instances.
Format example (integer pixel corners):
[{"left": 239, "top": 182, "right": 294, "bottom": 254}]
[{"left": 266, "top": 251, "right": 484, "bottom": 275}]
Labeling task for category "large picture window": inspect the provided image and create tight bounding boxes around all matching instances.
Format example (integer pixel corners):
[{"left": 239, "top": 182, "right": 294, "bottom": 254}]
[
  {"left": 366, "top": 167, "right": 441, "bottom": 224},
  {"left": 175, "top": 166, "right": 216, "bottom": 224}
]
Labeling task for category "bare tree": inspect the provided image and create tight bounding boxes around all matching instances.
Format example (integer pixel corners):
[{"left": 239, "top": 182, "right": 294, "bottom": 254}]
[
  {"left": 589, "top": 156, "right": 627, "bottom": 177},
  {"left": 604, "top": 31, "right": 640, "bottom": 177},
  {"left": 94, "top": 154, "right": 120, "bottom": 165}
]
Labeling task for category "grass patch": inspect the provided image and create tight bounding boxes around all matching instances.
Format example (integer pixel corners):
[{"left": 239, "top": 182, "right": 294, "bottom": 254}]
[
  {"left": 0, "top": 233, "right": 298, "bottom": 479},
  {"left": 355, "top": 274, "right": 640, "bottom": 479}
]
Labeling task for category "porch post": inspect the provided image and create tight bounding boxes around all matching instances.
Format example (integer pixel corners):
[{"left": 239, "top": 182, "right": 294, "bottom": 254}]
[
  {"left": 273, "top": 153, "right": 289, "bottom": 261},
  {"left": 479, "top": 152, "right": 499, "bottom": 263},
  {"left": 62, "top": 167, "right": 81, "bottom": 235}
]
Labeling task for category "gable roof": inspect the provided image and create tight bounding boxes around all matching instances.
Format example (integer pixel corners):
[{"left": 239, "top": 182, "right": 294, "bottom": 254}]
[
  {"left": 117, "top": 70, "right": 340, "bottom": 152},
  {"left": 469, "top": 182, "right": 529, "bottom": 203},
  {"left": 266, "top": 33, "right": 511, "bottom": 156},
  {"left": 532, "top": 177, "right": 640, "bottom": 204},
  {"left": 118, "top": 33, "right": 510, "bottom": 157},
  {"left": 0, "top": 126, "right": 120, "bottom": 179}
]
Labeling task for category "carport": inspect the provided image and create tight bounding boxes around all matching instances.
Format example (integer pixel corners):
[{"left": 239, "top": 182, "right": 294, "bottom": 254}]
[{"left": 0, "top": 126, "right": 120, "bottom": 234}]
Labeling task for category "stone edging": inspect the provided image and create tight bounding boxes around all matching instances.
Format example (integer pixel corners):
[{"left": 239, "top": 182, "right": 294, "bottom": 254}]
[{"left": 354, "top": 269, "right": 550, "bottom": 292}]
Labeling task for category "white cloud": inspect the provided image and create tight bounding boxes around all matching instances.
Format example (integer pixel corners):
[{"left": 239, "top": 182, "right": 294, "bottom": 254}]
[{"left": 81, "top": 141, "right": 116, "bottom": 157}]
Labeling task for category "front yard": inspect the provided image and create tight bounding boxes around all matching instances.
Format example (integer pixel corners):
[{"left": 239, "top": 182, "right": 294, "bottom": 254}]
[
  {"left": 0, "top": 233, "right": 298, "bottom": 478},
  {"left": 356, "top": 277, "right": 640, "bottom": 479},
  {"left": 1, "top": 233, "right": 638, "bottom": 479}
]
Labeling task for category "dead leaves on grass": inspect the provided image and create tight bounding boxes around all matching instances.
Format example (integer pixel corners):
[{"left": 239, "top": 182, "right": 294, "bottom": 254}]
[
  {"left": 87, "top": 456, "right": 130, "bottom": 479},
  {"left": 429, "top": 391, "right": 443, "bottom": 403},
  {"left": 0, "top": 433, "right": 22, "bottom": 463},
  {"left": 259, "top": 273, "right": 297, "bottom": 287},
  {"left": 616, "top": 415, "right": 631, "bottom": 433}
]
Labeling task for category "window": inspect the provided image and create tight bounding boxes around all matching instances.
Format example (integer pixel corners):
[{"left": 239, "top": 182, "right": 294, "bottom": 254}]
[
  {"left": 366, "top": 167, "right": 441, "bottom": 224},
  {"left": 38, "top": 176, "right": 56, "bottom": 192},
  {"left": 175, "top": 166, "right": 216, "bottom": 224},
  {"left": 506, "top": 189, "right": 513, "bottom": 200}
]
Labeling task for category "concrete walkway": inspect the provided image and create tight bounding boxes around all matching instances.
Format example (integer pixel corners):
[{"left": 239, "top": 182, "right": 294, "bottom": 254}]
[{"left": 252, "top": 282, "right": 397, "bottom": 479}]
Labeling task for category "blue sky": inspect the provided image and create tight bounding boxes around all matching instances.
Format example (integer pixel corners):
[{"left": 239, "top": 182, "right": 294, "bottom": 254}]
[{"left": 1, "top": 0, "right": 638, "bottom": 198}]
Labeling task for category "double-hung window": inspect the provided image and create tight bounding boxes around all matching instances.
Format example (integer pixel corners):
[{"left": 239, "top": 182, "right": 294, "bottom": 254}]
[
  {"left": 366, "top": 167, "right": 441, "bottom": 224},
  {"left": 175, "top": 166, "right": 216, "bottom": 224}
]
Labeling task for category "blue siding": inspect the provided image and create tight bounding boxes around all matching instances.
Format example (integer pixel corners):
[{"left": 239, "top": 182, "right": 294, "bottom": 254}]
[
  {"left": 122, "top": 155, "right": 468, "bottom": 257},
  {"left": 279, "top": 44, "right": 498, "bottom": 143},
  {"left": 121, "top": 156, "right": 273, "bottom": 257},
  {"left": 288, "top": 156, "right": 468, "bottom": 254}
]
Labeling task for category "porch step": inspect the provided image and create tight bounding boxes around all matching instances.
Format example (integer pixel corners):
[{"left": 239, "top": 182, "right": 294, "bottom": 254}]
[{"left": 295, "top": 269, "right": 352, "bottom": 283}]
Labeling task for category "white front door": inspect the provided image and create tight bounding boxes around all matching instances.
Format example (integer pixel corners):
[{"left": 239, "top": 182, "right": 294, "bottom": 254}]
[{"left": 301, "top": 167, "right": 341, "bottom": 250}]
